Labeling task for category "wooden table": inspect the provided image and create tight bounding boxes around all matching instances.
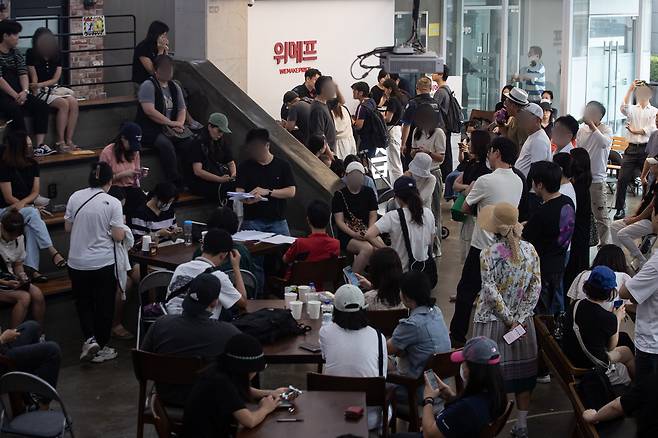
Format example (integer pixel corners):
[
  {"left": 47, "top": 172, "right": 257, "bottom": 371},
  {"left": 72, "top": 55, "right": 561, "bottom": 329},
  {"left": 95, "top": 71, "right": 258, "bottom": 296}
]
[
  {"left": 246, "top": 300, "right": 323, "bottom": 365},
  {"left": 237, "top": 391, "right": 367, "bottom": 438}
]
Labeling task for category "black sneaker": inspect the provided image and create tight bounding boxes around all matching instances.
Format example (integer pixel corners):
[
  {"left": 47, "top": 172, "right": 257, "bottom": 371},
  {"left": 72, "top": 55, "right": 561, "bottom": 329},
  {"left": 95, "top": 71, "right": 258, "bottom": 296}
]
[{"left": 613, "top": 209, "right": 625, "bottom": 220}]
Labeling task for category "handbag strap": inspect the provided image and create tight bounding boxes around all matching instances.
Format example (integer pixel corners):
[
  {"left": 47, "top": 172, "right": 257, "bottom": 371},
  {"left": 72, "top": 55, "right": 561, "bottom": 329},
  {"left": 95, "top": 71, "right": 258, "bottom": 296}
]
[
  {"left": 73, "top": 191, "right": 104, "bottom": 221},
  {"left": 572, "top": 300, "right": 610, "bottom": 369},
  {"left": 338, "top": 189, "right": 359, "bottom": 224},
  {"left": 397, "top": 208, "right": 416, "bottom": 270},
  {"left": 376, "top": 328, "right": 384, "bottom": 377}
]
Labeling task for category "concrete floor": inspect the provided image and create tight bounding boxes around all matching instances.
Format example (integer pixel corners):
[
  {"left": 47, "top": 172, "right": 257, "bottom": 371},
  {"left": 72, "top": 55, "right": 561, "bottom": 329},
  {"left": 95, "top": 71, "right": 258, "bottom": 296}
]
[{"left": 11, "top": 188, "right": 644, "bottom": 438}]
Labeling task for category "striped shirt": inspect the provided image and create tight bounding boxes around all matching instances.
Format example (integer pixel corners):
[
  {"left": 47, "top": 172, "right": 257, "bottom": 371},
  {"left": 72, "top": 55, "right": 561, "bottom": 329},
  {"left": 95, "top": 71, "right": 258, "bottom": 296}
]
[
  {"left": 130, "top": 203, "right": 177, "bottom": 238},
  {"left": 522, "top": 61, "right": 545, "bottom": 101},
  {"left": 0, "top": 48, "right": 27, "bottom": 92}
]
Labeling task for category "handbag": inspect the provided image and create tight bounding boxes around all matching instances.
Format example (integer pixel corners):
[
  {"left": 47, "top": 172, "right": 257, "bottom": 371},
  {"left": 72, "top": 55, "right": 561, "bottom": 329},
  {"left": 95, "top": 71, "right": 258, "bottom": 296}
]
[
  {"left": 450, "top": 193, "right": 467, "bottom": 222},
  {"left": 397, "top": 208, "right": 438, "bottom": 288},
  {"left": 338, "top": 190, "right": 368, "bottom": 236},
  {"left": 588, "top": 212, "right": 599, "bottom": 247},
  {"left": 162, "top": 124, "right": 194, "bottom": 140}
]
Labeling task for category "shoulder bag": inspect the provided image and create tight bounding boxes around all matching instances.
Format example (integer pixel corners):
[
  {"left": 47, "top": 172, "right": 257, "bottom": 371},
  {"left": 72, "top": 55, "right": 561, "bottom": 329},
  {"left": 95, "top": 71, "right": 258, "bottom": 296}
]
[
  {"left": 338, "top": 190, "right": 368, "bottom": 236},
  {"left": 397, "top": 208, "right": 438, "bottom": 288}
]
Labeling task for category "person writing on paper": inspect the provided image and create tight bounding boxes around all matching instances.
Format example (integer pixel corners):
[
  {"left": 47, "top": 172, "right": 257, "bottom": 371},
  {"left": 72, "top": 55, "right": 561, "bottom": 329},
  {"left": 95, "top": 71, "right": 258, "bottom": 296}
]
[{"left": 235, "top": 129, "right": 296, "bottom": 236}]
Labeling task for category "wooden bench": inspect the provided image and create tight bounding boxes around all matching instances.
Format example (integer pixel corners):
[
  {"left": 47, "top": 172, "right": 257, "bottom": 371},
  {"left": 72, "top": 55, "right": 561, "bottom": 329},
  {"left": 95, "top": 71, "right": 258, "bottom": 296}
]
[
  {"left": 39, "top": 276, "right": 72, "bottom": 297},
  {"left": 36, "top": 149, "right": 102, "bottom": 167},
  {"left": 78, "top": 95, "right": 137, "bottom": 109}
]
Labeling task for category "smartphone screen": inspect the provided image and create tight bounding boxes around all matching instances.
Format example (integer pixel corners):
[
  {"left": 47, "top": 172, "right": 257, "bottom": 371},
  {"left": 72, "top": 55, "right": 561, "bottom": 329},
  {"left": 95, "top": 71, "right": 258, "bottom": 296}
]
[
  {"left": 424, "top": 371, "right": 439, "bottom": 390},
  {"left": 613, "top": 299, "right": 624, "bottom": 309}
]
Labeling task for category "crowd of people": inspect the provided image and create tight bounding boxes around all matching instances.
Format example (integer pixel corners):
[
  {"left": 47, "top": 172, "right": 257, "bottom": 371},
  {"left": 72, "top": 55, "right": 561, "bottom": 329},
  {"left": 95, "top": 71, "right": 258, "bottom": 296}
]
[{"left": 0, "top": 14, "right": 657, "bottom": 438}]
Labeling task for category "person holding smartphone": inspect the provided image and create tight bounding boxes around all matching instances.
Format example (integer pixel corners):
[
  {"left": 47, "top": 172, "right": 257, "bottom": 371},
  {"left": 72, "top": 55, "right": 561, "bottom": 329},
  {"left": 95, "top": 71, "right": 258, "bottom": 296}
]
[{"left": 395, "top": 337, "right": 507, "bottom": 438}]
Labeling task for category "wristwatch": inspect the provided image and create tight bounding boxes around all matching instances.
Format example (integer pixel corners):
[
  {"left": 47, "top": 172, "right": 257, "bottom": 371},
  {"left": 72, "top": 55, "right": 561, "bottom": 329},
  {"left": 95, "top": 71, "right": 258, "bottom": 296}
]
[{"left": 423, "top": 397, "right": 434, "bottom": 406}]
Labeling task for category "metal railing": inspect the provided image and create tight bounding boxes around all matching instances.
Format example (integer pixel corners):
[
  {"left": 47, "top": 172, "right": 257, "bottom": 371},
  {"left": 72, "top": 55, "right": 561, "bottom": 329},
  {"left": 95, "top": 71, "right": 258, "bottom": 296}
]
[{"left": 16, "top": 14, "right": 136, "bottom": 89}]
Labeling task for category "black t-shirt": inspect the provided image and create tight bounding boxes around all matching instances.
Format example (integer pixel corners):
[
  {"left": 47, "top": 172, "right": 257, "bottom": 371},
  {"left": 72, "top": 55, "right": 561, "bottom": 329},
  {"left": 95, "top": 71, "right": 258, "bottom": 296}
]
[
  {"left": 25, "top": 48, "right": 61, "bottom": 83},
  {"left": 512, "top": 167, "right": 531, "bottom": 223},
  {"left": 236, "top": 157, "right": 296, "bottom": 222},
  {"left": 132, "top": 40, "right": 157, "bottom": 83},
  {"left": 183, "top": 371, "right": 246, "bottom": 438},
  {"left": 0, "top": 150, "right": 40, "bottom": 208},
  {"left": 370, "top": 85, "right": 385, "bottom": 107},
  {"left": 435, "top": 394, "right": 492, "bottom": 437},
  {"left": 522, "top": 195, "right": 575, "bottom": 274},
  {"left": 188, "top": 133, "right": 234, "bottom": 176},
  {"left": 287, "top": 99, "right": 312, "bottom": 144},
  {"left": 620, "top": 373, "right": 658, "bottom": 438},
  {"left": 331, "top": 186, "right": 378, "bottom": 240},
  {"left": 384, "top": 96, "right": 403, "bottom": 126},
  {"left": 461, "top": 160, "right": 491, "bottom": 185},
  {"left": 309, "top": 100, "right": 337, "bottom": 150},
  {"left": 562, "top": 300, "right": 617, "bottom": 368}
]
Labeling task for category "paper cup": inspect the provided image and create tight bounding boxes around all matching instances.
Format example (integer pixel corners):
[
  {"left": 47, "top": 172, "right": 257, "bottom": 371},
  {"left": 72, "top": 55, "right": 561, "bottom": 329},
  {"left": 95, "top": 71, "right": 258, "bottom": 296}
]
[
  {"left": 289, "top": 301, "right": 303, "bottom": 320},
  {"left": 307, "top": 300, "right": 321, "bottom": 320},
  {"left": 297, "top": 285, "right": 311, "bottom": 303},
  {"left": 307, "top": 292, "right": 319, "bottom": 303},
  {"left": 284, "top": 292, "right": 297, "bottom": 307},
  {"left": 141, "top": 235, "right": 152, "bottom": 253}
]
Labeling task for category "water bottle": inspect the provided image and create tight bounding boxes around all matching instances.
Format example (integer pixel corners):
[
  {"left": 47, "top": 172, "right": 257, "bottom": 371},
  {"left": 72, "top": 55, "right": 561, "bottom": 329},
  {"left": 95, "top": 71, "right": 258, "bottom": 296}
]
[
  {"left": 309, "top": 282, "right": 316, "bottom": 294},
  {"left": 183, "top": 220, "right": 193, "bottom": 246},
  {"left": 321, "top": 300, "right": 333, "bottom": 326}
]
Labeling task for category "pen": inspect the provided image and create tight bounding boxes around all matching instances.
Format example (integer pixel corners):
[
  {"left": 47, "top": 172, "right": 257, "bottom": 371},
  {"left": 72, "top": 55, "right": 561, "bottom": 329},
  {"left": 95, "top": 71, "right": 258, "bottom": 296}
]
[{"left": 276, "top": 418, "right": 303, "bottom": 423}]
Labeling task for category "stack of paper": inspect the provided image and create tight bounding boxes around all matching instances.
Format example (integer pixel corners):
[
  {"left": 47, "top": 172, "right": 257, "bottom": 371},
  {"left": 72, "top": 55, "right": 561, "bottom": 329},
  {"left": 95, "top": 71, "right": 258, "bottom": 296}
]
[
  {"left": 232, "top": 230, "right": 275, "bottom": 242},
  {"left": 260, "top": 235, "right": 297, "bottom": 245},
  {"left": 227, "top": 192, "right": 268, "bottom": 202}
]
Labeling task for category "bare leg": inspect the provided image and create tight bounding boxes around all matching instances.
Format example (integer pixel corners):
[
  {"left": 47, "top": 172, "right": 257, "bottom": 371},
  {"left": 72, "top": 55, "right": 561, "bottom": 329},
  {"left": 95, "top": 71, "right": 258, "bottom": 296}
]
[
  {"left": 50, "top": 97, "right": 69, "bottom": 145},
  {"left": 65, "top": 96, "right": 79, "bottom": 145},
  {"left": 34, "top": 133, "right": 46, "bottom": 146},
  {"left": 347, "top": 239, "right": 374, "bottom": 274},
  {"left": 0, "top": 291, "right": 32, "bottom": 328},
  {"left": 515, "top": 391, "right": 531, "bottom": 411},
  {"left": 47, "top": 246, "right": 65, "bottom": 266},
  {"left": 609, "top": 346, "right": 635, "bottom": 380},
  {"left": 28, "top": 284, "right": 46, "bottom": 327}
]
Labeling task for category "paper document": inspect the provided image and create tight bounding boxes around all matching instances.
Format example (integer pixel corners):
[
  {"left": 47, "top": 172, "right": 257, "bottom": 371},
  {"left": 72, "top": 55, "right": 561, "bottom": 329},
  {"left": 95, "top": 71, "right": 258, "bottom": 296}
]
[
  {"left": 232, "top": 230, "right": 275, "bottom": 242},
  {"left": 227, "top": 192, "right": 255, "bottom": 200},
  {"left": 260, "top": 234, "right": 297, "bottom": 245},
  {"left": 158, "top": 238, "right": 184, "bottom": 248}
]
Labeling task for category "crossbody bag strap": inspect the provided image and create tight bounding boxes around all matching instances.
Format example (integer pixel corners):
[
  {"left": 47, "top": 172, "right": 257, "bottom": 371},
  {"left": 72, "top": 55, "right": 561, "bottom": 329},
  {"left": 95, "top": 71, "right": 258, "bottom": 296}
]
[
  {"left": 376, "top": 328, "right": 384, "bottom": 377},
  {"left": 572, "top": 300, "right": 610, "bottom": 369},
  {"left": 397, "top": 208, "right": 416, "bottom": 270},
  {"left": 165, "top": 261, "right": 224, "bottom": 303},
  {"left": 72, "top": 191, "right": 104, "bottom": 221}
]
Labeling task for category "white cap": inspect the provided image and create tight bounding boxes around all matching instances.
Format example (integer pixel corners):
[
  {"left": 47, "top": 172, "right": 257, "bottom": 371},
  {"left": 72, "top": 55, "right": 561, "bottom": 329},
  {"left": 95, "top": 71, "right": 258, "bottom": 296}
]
[
  {"left": 522, "top": 102, "right": 543, "bottom": 120},
  {"left": 647, "top": 157, "right": 658, "bottom": 165},
  {"left": 345, "top": 161, "right": 365, "bottom": 175},
  {"left": 333, "top": 284, "right": 367, "bottom": 312}
]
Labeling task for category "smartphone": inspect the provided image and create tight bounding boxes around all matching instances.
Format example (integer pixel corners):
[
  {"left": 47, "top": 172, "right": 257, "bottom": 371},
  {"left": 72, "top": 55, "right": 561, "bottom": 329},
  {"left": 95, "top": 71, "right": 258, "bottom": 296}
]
[
  {"left": 503, "top": 325, "right": 527, "bottom": 345},
  {"left": 299, "top": 343, "right": 321, "bottom": 353},
  {"left": 343, "top": 266, "right": 360, "bottom": 286},
  {"left": 424, "top": 370, "right": 439, "bottom": 391},
  {"left": 613, "top": 299, "right": 624, "bottom": 309}
]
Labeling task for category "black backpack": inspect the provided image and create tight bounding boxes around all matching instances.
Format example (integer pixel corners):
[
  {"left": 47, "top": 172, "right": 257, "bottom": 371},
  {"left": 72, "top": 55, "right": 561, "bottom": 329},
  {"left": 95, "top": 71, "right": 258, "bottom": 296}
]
[
  {"left": 437, "top": 86, "right": 464, "bottom": 133},
  {"left": 232, "top": 308, "right": 310, "bottom": 344},
  {"left": 358, "top": 101, "right": 388, "bottom": 149}
]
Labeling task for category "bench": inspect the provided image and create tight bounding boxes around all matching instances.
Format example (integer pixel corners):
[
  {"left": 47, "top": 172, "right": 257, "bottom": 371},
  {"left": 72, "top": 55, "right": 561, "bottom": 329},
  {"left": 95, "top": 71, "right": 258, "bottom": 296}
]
[
  {"left": 36, "top": 149, "right": 102, "bottom": 167},
  {"left": 39, "top": 276, "right": 72, "bottom": 297}
]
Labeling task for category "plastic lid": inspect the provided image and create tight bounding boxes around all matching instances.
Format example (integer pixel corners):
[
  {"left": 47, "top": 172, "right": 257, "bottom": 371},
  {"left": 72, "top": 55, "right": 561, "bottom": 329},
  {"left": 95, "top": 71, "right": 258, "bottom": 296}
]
[{"left": 184, "top": 220, "right": 192, "bottom": 224}]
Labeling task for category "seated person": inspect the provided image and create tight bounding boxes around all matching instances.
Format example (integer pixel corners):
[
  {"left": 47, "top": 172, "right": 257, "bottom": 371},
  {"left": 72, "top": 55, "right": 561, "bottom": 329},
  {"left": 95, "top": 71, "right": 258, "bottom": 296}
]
[
  {"left": 307, "top": 134, "right": 334, "bottom": 167},
  {"left": 562, "top": 266, "right": 635, "bottom": 385},
  {"left": 186, "top": 113, "right": 236, "bottom": 202},
  {"left": 319, "top": 284, "right": 388, "bottom": 431},
  {"left": 141, "top": 273, "right": 240, "bottom": 406},
  {"left": 130, "top": 182, "right": 179, "bottom": 241},
  {"left": 0, "top": 209, "right": 46, "bottom": 328},
  {"left": 166, "top": 229, "right": 247, "bottom": 318},
  {"left": 332, "top": 161, "right": 378, "bottom": 274},
  {"left": 356, "top": 247, "right": 405, "bottom": 311},
  {"left": 99, "top": 122, "right": 146, "bottom": 216},
  {"left": 387, "top": 271, "right": 451, "bottom": 379},
  {"left": 406, "top": 152, "right": 437, "bottom": 209},
  {"left": 343, "top": 154, "right": 378, "bottom": 200},
  {"left": 135, "top": 54, "right": 189, "bottom": 185},
  {"left": 406, "top": 337, "right": 508, "bottom": 438},
  {"left": 183, "top": 333, "right": 287, "bottom": 438}
]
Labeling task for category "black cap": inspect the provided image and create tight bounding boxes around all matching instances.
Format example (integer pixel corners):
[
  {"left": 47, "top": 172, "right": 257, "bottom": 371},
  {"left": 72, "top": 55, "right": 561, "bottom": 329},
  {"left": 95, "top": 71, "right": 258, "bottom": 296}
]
[
  {"left": 182, "top": 273, "right": 221, "bottom": 315},
  {"left": 393, "top": 175, "right": 417, "bottom": 195},
  {"left": 222, "top": 333, "right": 266, "bottom": 373},
  {"left": 202, "top": 228, "right": 233, "bottom": 254}
]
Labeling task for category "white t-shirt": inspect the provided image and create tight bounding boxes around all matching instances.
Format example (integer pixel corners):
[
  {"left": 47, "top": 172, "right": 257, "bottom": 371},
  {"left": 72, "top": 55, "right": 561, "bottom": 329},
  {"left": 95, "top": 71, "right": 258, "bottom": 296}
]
[
  {"left": 0, "top": 227, "right": 25, "bottom": 273},
  {"left": 566, "top": 270, "right": 631, "bottom": 311},
  {"left": 375, "top": 207, "right": 435, "bottom": 270},
  {"left": 515, "top": 128, "right": 552, "bottom": 177},
  {"left": 319, "top": 322, "right": 387, "bottom": 430},
  {"left": 626, "top": 252, "right": 658, "bottom": 354},
  {"left": 466, "top": 168, "right": 523, "bottom": 250},
  {"left": 414, "top": 174, "right": 437, "bottom": 209},
  {"left": 65, "top": 187, "right": 124, "bottom": 270},
  {"left": 621, "top": 103, "right": 658, "bottom": 144},
  {"left": 560, "top": 182, "right": 577, "bottom": 212},
  {"left": 553, "top": 143, "right": 574, "bottom": 155},
  {"left": 576, "top": 123, "right": 613, "bottom": 183},
  {"left": 411, "top": 128, "right": 446, "bottom": 171},
  {"left": 165, "top": 257, "right": 242, "bottom": 319}
]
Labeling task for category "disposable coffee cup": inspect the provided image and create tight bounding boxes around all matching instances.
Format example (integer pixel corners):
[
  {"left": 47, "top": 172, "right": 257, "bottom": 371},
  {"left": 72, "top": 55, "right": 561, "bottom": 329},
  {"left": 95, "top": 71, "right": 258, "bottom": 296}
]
[
  {"left": 284, "top": 286, "right": 296, "bottom": 295},
  {"left": 289, "top": 301, "right": 303, "bottom": 320},
  {"left": 307, "top": 292, "right": 319, "bottom": 303},
  {"left": 141, "top": 235, "right": 152, "bottom": 253},
  {"left": 307, "top": 300, "right": 321, "bottom": 319},
  {"left": 298, "top": 285, "right": 311, "bottom": 303},
  {"left": 284, "top": 292, "right": 297, "bottom": 307}
]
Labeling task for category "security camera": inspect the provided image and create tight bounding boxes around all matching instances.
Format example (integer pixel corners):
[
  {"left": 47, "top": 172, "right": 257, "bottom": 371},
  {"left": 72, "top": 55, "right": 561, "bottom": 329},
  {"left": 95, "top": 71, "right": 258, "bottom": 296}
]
[{"left": 248, "top": 0, "right": 255, "bottom": 6}]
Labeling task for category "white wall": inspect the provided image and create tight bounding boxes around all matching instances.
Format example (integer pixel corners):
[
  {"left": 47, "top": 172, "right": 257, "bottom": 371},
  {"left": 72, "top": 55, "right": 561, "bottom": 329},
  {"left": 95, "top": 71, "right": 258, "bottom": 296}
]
[{"left": 247, "top": 0, "right": 395, "bottom": 118}]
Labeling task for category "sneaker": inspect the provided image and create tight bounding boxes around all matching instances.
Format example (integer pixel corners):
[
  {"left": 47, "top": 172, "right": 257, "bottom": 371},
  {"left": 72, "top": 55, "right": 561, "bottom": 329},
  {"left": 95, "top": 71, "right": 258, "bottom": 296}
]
[
  {"left": 536, "top": 374, "right": 551, "bottom": 384},
  {"left": 91, "top": 346, "right": 118, "bottom": 363},
  {"left": 80, "top": 337, "right": 100, "bottom": 362},
  {"left": 613, "top": 209, "right": 625, "bottom": 220},
  {"left": 510, "top": 425, "right": 529, "bottom": 438},
  {"left": 33, "top": 144, "right": 57, "bottom": 157}
]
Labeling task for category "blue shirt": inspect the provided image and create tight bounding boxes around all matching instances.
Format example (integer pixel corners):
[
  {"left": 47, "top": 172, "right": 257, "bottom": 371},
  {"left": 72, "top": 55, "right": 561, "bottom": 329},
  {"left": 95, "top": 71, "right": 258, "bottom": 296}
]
[
  {"left": 391, "top": 306, "right": 451, "bottom": 378},
  {"left": 436, "top": 394, "right": 492, "bottom": 437}
]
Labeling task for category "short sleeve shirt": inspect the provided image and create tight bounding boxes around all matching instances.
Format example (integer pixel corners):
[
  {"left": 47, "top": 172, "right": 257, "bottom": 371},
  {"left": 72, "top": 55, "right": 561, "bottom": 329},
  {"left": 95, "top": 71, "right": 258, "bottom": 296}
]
[
  {"left": 562, "top": 299, "right": 617, "bottom": 368},
  {"left": 0, "top": 227, "right": 25, "bottom": 271},
  {"left": 331, "top": 187, "right": 378, "bottom": 240},
  {"left": 132, "top": 40, "right": 157, "bottom": 83},
  {"left": 138, "top": 80, "right": 186, "bottom": 120},
  {"left": 626, "top": 252, "right": 658, "bottom": 354},
  {"left": 0, "top": 151, "right": 40, "bottom": 208},
  {"left": 287, "top": 99, "right": 312, "bottom": 144},
  {"left": 25, "top": 48, "right": 61, "bottom": 83},
  {"left": 130, "top": 203, "right": 177, "bottom": 238},
  {"left": 374, "top": 207, "right": 435, "bottom": 270},
  {"left": 99, "top": 144, "right": 141, "bottom": 188},
  {"left": 235, "top": 157, "right": 296, "bottom": 222},
  {"left": 436, "top": 394, "right": 492, "bottom": 438},
  {"left": 385, "top": 96, "right": 403, "bottom": 126},
  {"left": 188, "top": 135, "right": 234, "bottom": 175},
  {"left": 0, "top": 48, "right": 27, "bottom": 92}
]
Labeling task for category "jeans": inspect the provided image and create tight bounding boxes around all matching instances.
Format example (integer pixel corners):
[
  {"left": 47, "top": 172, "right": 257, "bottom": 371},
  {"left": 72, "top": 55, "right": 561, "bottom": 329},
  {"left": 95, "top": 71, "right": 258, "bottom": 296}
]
[
  {"left": 590, "top": 182, "right": 611, "bottom": 245},
  {"left": 615, "top": 143, "right": 647, "bottom": 210},
  {"left": 450, "top": 246, "right": 482, "bottom": 343},
  {"left": 0, "top": 94, "right": 50, "bottom": 134},
  {"left": 69, "top": 265, "right": 116, "bottom": 347},
  {"left": 635, "top": 349, "right": 658, "bottom": 380},
  {"left": 241, "top": 219, "right": 290, "bottom": 236},
  {"left": 0, "top": 206, "right": 53, "bottom": 271},
  {"left": 387, "top": 125, "right": 403, "bottom": 184},
  {"left": 4, "top": 320, "right": 61, "bottom": 388},
  {"left": 610, "top": 218, "right": 654, "bottom": 262},
  {"left": 443, "top": 170, "right": 462, "bottom": 201}
]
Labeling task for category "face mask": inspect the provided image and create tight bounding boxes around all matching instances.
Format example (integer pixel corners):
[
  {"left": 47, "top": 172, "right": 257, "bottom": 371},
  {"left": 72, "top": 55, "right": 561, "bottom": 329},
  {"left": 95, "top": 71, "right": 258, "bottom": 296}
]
[
  {"left": 157, "top": 201, "right": 172, "bottom": 212},
  {"left": 460, "top": 363, "right": 468, "bottom": 386}
]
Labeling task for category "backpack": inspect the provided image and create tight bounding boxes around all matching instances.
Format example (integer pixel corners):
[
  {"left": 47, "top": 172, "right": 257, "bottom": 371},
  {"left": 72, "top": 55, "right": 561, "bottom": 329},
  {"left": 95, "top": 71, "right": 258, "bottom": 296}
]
[
  {"left": 358, "top": 100, "right": 388, "bottom": 149},
  {"left": 437, "top": 86, "right": 464, "bottom": 133},
  {"left": 232, "top": 308, "right": 311, "bottom": 344}
]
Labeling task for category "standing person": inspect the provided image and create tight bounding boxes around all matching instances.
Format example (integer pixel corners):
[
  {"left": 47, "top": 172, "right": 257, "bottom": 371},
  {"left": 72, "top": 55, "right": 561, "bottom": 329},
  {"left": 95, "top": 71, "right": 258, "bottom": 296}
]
[
  {"left": 332, "top": 161, "right": 378, "bottom": 274},
  {"left": 356, "top": 247, "right": 406, "bottom": 311},
  {"left": 329, "top": 87, "right": 357, "bottom": 159},
  {"left": 280, "top": 68, "right": 321, "bottom": 120},
  {"left": 615, "top": 79, "right": 658, "bottom": 220},
  {"left": 400, "top": 77, "right": 437, "bottom": 169},
  {"left": 473, "top": 203, "right": 542, "bottom": 438},
  {"left": 432, "top": 64, "right": 455, "bottom": 178},
  {"left": 513, "top": 46, "right": 546, "bottom": 103},
  {"left": 281, "top": 91, "right": 312, "bottom": 145},
  {"left": 640, "top": 113, "right": 658, "bottom": 189},
  {"left": 0, "top": 130, "right": 66, "bottom": 282},
  {"left": 186, "top": 113, "right": 236, "bottom": 202},
  {"left": 351, "top": 81, "right": 380, "bottom": 158},
  {"left": 370, "top": 69, "right": 389, "bottom": 108},
  {"left": 449, "top": 137, "right": 523, "bottom": 346},
  {"left": 135, "top": 54, "right": 189, "bottom": 185},
  {"left": 65, "top": 162, "right": 124, "bottom": 363},
  {"left": 540, "top": 102, "right": 554, "bottom": 139},
  {"left": 382, "top": 78, "right": 405, "bottom": 183},
  {"left": 577, "top": 101, "right": 613, "bottom": 245},
  {"left": 0, "top": 20, "right": 51, "bottom": 153},
  {"left": 498, "top": 87, "right": 530, "bottom": 151},
  {"left": 551, "top": 115, "right": 579, "bottom": 155},
  {"left": 26, "top": 27, "right": 79, "bottom": 151},
  {"left": 495, "top": 85, "right": 514, "bottom": 112},
  {"left": 309, "top": 75, "right": 337, "bottom": 152},
  {"left": 523, "top": 161, "right": 575, "bottom": 315},
  {"left": 515, "top": 103, "right": 552, "bottom": 178},
  {"left": 131, "top": 20, "right": 169, "bottom": 84},
  {"left": 553, "top": 152, "right": 577, "bottom": 211},
  {"left": 99, "top": 122, "right": 146, "bottom": 217},
  {"left": 235, "top": 128, "right": 296, "bottom": 235}
]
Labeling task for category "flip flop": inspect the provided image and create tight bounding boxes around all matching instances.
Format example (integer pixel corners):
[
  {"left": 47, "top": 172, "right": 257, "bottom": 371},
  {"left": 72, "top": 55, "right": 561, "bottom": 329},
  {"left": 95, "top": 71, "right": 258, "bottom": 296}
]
[{"left": 52, "top": 252, "right": 67, "bottom": 269}]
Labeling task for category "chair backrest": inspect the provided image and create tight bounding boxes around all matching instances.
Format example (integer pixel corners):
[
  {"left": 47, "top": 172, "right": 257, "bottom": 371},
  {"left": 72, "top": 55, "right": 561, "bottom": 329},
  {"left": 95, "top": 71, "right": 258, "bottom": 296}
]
[
  {"left": 289, "top": 257, "right": 345, "bottom": 292},
  {"left": 151, "top": 393, "right": 174, "bottom": 438},
  {"left": 424, "top": 351, "right": 464, "bottom": 393},
  {"left": 138, "top": 270, "right": 175, "bottom": 306},
  {"left": 480, "top": 400, "right": 514, "bottom": 438},
  {"left": 306, "top": 372, "right": 386, "bottom": 407},
  {"left": 224, "top": 269, "right": 258, "bottom": 297},
  {"left": 611, "top": 136, "right": 629, "bottom": 153},
  {"left": 0, "top": 372, "right": 72, "bottom": 423},
  {"left": 567, "top": 382, "right": 599, "bottom": 438},
  {"left": 367, "top": 308, "right": 409, "bottom": 338},
  {"left": 131, "top": 349, "right": 205, "bottom": 386}
]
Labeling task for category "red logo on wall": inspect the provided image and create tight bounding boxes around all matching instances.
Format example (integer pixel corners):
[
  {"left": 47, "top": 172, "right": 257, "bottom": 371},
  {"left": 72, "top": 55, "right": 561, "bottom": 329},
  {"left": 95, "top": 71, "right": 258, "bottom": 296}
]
[{"left": 273, "top": 40, "right": 317, "bottom": 74}]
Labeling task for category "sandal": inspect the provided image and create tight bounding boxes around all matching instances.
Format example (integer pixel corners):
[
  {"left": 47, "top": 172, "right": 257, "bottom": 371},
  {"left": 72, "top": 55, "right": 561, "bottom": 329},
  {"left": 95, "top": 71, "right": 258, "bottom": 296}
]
[
  {"left": 52, "top": 252, "right": 67, "bottom": 269},
  {"left": 24, "top": 266, "right": 48, "bottom": 283},
  {"left": 112, "top": 325, "right": 135, "bottom": 340}
]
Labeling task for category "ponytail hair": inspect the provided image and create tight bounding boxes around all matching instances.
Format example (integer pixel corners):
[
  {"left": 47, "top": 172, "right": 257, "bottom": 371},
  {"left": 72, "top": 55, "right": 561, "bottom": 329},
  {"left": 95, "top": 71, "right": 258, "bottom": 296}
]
[
  {"left": 396, "top": 188, "right": 424, "bottom": 225},
  {"left": 89, "top": 161, "right": 113, "bottom": 188}
]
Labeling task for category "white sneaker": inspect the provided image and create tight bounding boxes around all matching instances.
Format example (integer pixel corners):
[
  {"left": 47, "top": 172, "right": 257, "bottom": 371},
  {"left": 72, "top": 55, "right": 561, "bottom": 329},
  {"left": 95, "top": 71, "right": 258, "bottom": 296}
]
[
  {"left": 536, "top": 374, "right": 551, "bottom": 384},
  {"left": 80, "top": 337, "right": 100, "bottom": 362},
  {"left": 33, "top": 144, "right": 57, "bottom": 157},
  {"left": 91, "top": 346, "right": 118, "bottom": 363}
]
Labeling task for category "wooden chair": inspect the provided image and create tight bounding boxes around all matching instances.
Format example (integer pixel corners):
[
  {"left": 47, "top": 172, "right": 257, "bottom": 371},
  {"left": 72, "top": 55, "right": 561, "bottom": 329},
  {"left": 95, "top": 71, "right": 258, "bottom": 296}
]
[
  {"left": 480, "top": 400, "right": 514, "bottom": 438},
  {"left": 387, "top": 351, "right": 463, "bottom": 432},
  {"left": 151, "top": 393, "right": 174, "bottom": 438},
  {"left": 366, "top": 308, "right": 409, "bottom": 338},
  {"left": 307, "top": 373, "right": 391, "bottom": 437},
  {"left": 132, "top": 349, "right": 205, "bottom": 438},
  {"left": 271, "top": 257, "right": 346, "bottom": 294}
]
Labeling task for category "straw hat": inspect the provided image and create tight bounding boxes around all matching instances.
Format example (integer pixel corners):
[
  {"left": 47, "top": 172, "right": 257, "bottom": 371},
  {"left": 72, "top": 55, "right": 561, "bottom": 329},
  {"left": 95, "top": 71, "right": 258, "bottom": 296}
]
[{"left": 477, "top": 202, "right": 520, "bottom": 236}]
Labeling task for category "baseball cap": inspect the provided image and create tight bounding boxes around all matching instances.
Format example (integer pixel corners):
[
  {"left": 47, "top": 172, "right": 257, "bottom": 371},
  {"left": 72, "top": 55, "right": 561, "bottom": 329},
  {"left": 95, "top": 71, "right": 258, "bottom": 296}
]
[
  {"left": 334, "top": 284, "right": 367, "bottom": 312},
  {"left": 450, "top": 336, "right": 501, "bottom": 365},
  {"left": 646, "top": 156, "right": 658, "bottom": 165},
  {"left": 522, "top": 102, "right": 543, "bottom": 120},
  {"left": 120, "top": 122, "right": 142, "bottom": 151},
  {"left": 585, "top": 265, "right": 617, "bottom": 291},
  {"left": 182, "top": 273, "right": 221, "bottom": 314},
  {"left": 393, "top": 175, "right": 417, "bottom": 195},
  {"left": 345, "top": 161, "right": 365, "bottom": 175},
  {"left": 507, "top": 87, "right": 529, "bottom": 106},
  {"left": 283, "top": 91, "right": 299, "bottom": 104},
  {"left": 222, "top": 333, "right": 266, "bottom": 373},
  {"left": 208, "top": 113, "right": 232, "bottom": 134}
]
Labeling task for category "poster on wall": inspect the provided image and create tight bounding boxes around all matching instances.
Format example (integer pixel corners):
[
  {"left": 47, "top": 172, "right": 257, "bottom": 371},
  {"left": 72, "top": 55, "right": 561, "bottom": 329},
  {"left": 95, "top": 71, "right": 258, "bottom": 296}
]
[
  {"left": 273, "top": 40, "right": 318, "bottom": 75},
  {"left": 82, "top": 15, "right": 106, "bottom": 37}
]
